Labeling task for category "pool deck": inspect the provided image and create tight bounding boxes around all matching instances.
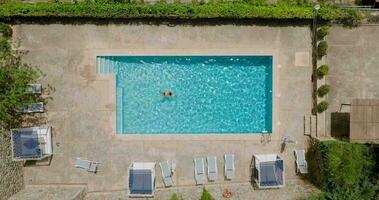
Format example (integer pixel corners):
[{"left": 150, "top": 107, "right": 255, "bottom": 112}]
[{"left": 13, "top": 23, "right": 314, "bottom": 198}]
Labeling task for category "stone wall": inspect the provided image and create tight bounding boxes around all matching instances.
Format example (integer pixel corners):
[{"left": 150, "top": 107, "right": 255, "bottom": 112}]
[{"left": 0, "top": 127, "right": 24, "bottom": 200}]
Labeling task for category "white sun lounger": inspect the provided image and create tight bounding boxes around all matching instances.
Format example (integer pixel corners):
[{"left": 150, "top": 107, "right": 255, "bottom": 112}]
[
  {"left": 27, "top": 84, "right": 42, "bottom": 94},
  {"left": 295, "top": 149, "right": 308, "bottom": 174},
  {"left": 159, "top": 161, "right": 173, "bottom": 187},
  {"left": 224, "top": 154, "right": 235, "bottom": 180},
  {"left": 75, "top": 158, "right": 99, "bottom": 173},
  {"left": 207, "top": 156, "right": 217, "bottom": 181},
  {"left": 19, "top": 102, "right": 44, "bottom": 113},
  {"left": 194, "top": 157, "right": 205, "bottom": 185}
]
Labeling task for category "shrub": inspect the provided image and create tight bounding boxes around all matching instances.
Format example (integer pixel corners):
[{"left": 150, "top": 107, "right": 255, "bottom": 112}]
[
  {"left": 316, "top": 64, "right": 329, "bottom": 78},
  {"left": 302, "top": 193, "right": 325, "bottom": 200},
  {"left": 317, "top": 41, "right": 328, "bottom": 59},
  {"left": 318, "top": 141, "right": 376, "bottom": 200},
  {"left": 0, "top": 23, "right": 12, "bottom": 39},
  {"left": 306, "top": 140, "right": 378, "bottom": 200},
  {"left": 200, "top": 188, "right": 214, "bottom": 200},
  {"left": 317, "top": 101, "right": 328, "bottom": 113},
  {"left": 0, "top": 2, "right": 362, "bottom": 21},
  {"left": 338, "top": 8, "right": 364, "bottom": 27},
  {"left": 0, "top": 37, "right": 11, "bottom": 56},
  {"left": 0, "top": 24, "right": 44, "bottom": 128},
  {"left": 317, "top": 84, "right": 330, "bottom": 97},
  {"left": 317, "top": 26, "right": 329, "bottom": 40}
]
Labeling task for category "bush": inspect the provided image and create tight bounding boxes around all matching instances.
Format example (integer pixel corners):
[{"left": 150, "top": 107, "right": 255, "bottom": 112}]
[
  {"left": 307, "top": 140, "right": 378, "bottom": 200},
  {"left": 317, "top": 101, "right": 328, "bottom": 113},
  {"left": 302, "top": 193, "right": 325, "bottom": 200},
  {"left": 318, "top": 140, "right": 377, "bottom": 200},
  {"left": 0, "top": 24, "right": 44, "bottom": 128},
  {"left": 316, "top": 64, "right": 329, "bottom": 78},
  {"left": 338, "top": 8, "right": 364, "bottom": 27},
  {"left": 0, "top": 37, "right": 11, "bottom": 58},
  {"left": 200, "top": 188, "right": 214, "bottom": 200},
  {"left": 317, "top": 84, "right": 330, "bottom": 97},
  {"left": 0, "top": 2, "right": 362, "bottom": 21},
  {"left": 317, "top": 26, "right": 329, "bottom": 40},
  {"left": 317, "top": 41, "right": 328, "bottom": 59},
  {"left": 0, "top": 23, "right": 12, "bottom": 39}
]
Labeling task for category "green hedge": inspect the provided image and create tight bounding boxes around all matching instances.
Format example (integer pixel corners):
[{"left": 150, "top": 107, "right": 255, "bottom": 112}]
[
  {"left": 318, "top": 141, "right": 377, "bottom": 200},
  {"left": 307, "top": 140, "right": 378, "bottom": 200},
  {"left": 0, "top": 2, "right": 361, "bottom": 21}
]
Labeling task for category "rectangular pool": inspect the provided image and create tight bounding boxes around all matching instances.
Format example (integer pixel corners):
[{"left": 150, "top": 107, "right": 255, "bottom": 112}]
[{"left": 97, "top": 56, "right": 273, "bottom": 134}]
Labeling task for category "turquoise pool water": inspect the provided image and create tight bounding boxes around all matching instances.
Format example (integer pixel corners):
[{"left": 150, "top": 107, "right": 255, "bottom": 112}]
[{"left": 97, "top": 56, "right": 272, "bottom": 134}]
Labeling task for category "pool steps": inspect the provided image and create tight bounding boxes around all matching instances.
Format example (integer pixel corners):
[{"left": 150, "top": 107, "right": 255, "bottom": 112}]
[
  {"left": 97, "top": 56, "right": 124, "bottom": 133},
  {"left": 116, "top": 88, "right": 124, "bottom": 133},
  {"left": 96, "top": 56, "right": 118, "bottom": 74}
]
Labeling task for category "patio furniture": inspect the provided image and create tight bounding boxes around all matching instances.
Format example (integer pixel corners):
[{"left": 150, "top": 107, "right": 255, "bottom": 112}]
[
  {"left": 294, "top": 149, "right": 308, "bottom": 174},
  {"left": 159, "top": 161, "right": 173, "bottom": 187},
  {"left": 19, "top": 102, "right": 44, "bottom": 113},
  {"left": 224, "top": 154, "right": 235, "bottom": 180},
  {"left": 207, "top": 156, "right": 217, "bottom": 181},
  {"left": 75, "top": 158, "right": 99, "bottom": 173},
  {"left": 194, "top": 157, "right": 205, "bottom": 185},
  {"left": 27, "top": 84, "right": 42, "bottom": 94},
  {"left": 11, "top": 127, "right": 52, "bottom": 161},
  {"left": 128, "top": 162, "right": 156, "bottom": 197},
  {"left": 171, "top": 161, "right": 176, "bottom": 174},
  {"left": 253, "top": 154, "right": 285, "bottom": 188}
]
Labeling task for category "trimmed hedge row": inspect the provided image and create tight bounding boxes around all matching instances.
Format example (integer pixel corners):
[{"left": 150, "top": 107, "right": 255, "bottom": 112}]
[{"left": 0, "top": 2, "right": 361, "bottom": 21}]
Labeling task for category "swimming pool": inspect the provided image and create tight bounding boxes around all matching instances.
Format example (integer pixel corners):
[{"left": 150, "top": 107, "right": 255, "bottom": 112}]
[{"left": 97, "top": 56, "right": 272, "bottom": 134}]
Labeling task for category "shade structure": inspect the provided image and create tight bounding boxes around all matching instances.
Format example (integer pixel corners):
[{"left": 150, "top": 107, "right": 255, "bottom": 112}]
[
  {"left": 11, "top": 127, "right": 52, "bottom": 161},
  {"left": 253, "top": 154, "right": 284, "bottom": 189},
  {"left": 128, "top": 162, "right": 156, "bottom": 197}
]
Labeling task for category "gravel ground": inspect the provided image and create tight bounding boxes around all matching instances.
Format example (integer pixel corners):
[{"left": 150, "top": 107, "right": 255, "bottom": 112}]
[{"left": 0, "top": 128, "right": 24, "bottom": 200}]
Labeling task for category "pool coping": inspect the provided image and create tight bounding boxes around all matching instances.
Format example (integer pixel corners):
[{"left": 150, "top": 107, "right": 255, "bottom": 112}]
[{"left": 90, "top": 49, "right": 280, "bottom": 141}]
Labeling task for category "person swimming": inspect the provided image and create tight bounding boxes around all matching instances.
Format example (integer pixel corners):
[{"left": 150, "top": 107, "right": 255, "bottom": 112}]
[{"left": 163, "top": 91, "right": 174, "bottom": 97}]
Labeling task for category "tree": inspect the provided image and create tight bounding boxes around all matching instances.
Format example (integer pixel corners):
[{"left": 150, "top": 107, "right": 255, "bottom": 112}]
[
  {"left": 0, "top": 23, "right": 43, "bottom": 128},
  {"left": 200, "top": 188, "right": 214, "bottom": 200}
]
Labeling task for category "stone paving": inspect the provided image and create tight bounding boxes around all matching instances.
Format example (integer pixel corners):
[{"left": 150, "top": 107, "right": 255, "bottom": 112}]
[
  {"left": 325, "top": 25, "right": 379, "bottom": 136},
  {"left": 0, "top": 129, "right": 24, "bottom": 200},
  {"left": 85, "top": 180, "right": 319, "bottom": 200},
  {"left": 9, "top": 185, "right": 86, "bottom": 200},
  {"left": 12, "top": 22, "right": 314, "bottom": 199}
]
